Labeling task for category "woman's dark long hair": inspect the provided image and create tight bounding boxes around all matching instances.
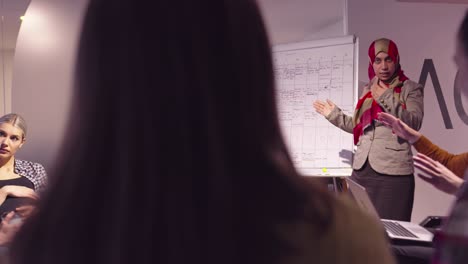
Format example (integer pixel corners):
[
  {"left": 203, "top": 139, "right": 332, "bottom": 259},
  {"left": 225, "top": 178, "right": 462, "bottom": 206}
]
[{"left": 11, "top": 0, "right": 331, "bottom": 263}]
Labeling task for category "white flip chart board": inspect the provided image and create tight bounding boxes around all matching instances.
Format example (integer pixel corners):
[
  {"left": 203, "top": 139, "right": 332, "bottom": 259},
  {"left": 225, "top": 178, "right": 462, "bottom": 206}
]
[{"left": 273, "top": 35, "right": 358, "bottom": 177}]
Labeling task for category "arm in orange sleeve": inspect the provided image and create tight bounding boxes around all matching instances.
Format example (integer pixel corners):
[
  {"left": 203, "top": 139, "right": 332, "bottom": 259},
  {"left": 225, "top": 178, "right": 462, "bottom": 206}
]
[{"left": 413, "top": 135, "right": 468, "bottom": 178}]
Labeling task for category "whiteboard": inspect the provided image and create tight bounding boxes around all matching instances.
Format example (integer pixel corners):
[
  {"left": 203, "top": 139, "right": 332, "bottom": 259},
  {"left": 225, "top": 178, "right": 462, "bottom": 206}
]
[{"left": 273, "top": 35, "right": 358, "bottom": 177}]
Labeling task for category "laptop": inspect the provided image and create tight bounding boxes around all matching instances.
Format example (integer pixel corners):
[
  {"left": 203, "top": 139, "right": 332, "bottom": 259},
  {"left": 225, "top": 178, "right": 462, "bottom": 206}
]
[{"left": 346, "top": 178, "right": 434, "bottom": 243}]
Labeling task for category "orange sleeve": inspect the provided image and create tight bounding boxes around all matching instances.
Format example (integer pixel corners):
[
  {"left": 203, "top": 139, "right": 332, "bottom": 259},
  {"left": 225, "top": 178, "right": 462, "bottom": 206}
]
[{"left": 413, "top": 135, "right": 468, "bottom": 178}]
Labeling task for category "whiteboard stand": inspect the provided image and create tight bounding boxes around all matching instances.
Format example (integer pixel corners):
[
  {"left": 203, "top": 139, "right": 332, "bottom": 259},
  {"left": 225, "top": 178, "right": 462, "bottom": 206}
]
[{"left": 332, "top": 177, "right": 339, "bottom": 193}]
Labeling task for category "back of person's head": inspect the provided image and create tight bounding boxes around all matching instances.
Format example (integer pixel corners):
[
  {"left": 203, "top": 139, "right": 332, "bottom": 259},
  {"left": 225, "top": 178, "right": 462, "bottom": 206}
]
[
  {"left": 458, "top": 10, "right": 468, "bottom": 54},
  {"left": 11, "top": 0, "right": 331, "bottom": 263},
  {"left": 456, "top": 10, "right": 468, "bottom": 99},
  {"left": 0, "top": 113, "right": 27, "bottom": 139}
]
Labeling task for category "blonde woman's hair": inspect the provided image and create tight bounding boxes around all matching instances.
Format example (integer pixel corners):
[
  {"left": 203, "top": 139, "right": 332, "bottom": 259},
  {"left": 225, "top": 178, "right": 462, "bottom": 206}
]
[{"left": 0, "top": 113, "right": 27, "bottom": 139}]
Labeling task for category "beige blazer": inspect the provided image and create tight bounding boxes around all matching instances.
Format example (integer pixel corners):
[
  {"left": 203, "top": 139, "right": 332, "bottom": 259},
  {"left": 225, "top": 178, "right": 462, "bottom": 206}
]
[{"left": 325, "top": 78, "right": 424, "bottom": 175}]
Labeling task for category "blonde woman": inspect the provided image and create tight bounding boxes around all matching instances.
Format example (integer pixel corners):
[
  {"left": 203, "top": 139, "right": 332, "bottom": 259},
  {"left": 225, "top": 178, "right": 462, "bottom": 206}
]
[{"left": 0, "top": 113, "right": 46, "bottom": 246}]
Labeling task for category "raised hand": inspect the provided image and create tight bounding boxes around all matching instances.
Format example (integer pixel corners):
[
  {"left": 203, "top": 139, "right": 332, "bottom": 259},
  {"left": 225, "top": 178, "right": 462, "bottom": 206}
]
[
  {"left": 377, "top": 112, "right": 421, "bottom": 144},
  {"left": 0, "top": 211, "right": 22, "bottom": 246},
  {"left": 0, "top": 186, "right": 38, "bottom": 206},
  {"left": 1, "top": 186, "right": 37, "bottom": 199},
  {"left": 313, "top": 99, "right": 336, "bottom": 117},
  {"left": 414, "top": 153, "right": 464, "bottom": 195},
  {"left": 15, "top": 205, "right": 37, "bottom": 219}
]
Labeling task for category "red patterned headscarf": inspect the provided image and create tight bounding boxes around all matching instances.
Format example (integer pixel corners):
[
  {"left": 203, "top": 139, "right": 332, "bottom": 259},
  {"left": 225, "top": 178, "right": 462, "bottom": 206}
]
[
  {"left": 367, "top": 38, "right": 408, "bottom": 86},
  {"left": 352, "top": 38, "right": 409, "bottom": 145}
]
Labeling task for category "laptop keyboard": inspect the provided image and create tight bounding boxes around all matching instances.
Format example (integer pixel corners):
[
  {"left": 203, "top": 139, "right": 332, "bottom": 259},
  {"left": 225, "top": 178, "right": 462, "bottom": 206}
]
[{"left": 382, "top": 221, "right": 417, "bottom": 238}]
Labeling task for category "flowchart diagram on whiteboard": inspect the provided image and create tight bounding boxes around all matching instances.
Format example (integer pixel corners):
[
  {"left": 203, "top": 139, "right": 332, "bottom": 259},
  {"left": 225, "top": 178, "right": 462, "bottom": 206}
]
[{"left": 272, "top": 35, "right": 358, "bottom": 177}]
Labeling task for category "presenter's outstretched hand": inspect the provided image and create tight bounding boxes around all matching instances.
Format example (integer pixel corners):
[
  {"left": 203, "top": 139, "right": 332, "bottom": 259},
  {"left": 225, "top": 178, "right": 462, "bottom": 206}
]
[
  {"left": 414, "top": 153, "right": 464, "bottom": 195},
  {"left": 377, "top": 112, "right": 421, "bottom": 144},
  {"left": 313, "top": 99, "right": 335, "bottom": 117}
]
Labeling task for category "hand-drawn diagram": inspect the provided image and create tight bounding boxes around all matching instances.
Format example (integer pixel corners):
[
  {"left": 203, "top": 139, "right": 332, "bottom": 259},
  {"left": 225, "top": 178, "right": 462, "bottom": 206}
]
[{"left": 273, "top": 40, "right": 356, "bottom": 176}]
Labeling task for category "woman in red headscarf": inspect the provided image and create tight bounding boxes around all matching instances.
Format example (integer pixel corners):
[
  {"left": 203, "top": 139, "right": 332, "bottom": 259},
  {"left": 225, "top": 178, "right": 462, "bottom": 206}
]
[{"left": 313, "top": 38, "right": 424, "bottom": 221}]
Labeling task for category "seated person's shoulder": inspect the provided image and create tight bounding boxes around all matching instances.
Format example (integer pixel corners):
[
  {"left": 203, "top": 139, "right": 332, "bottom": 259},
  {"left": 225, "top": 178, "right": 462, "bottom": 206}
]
[
  {"left": 328, "top": 194, "right": 395, "bottom": 263},
  {"left": 333, "top": 194, "right": 383, "bottom": 233},
  {"left": 15, "top": 159, "right": 47, "bottom": 191},
  {"left": 15, "top": 159, "right": 46, "bottom": 174},
  {"left": 277, "top": 193, "right": 395, "bottom": 264}
]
